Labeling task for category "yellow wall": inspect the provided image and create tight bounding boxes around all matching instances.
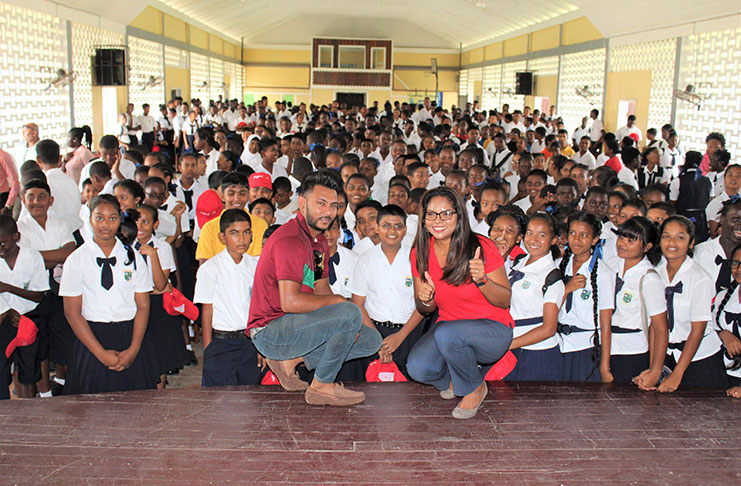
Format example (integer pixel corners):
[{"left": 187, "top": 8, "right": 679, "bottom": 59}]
[
  {"left": 224, "top": 42, "right": 240, "bottom": 61},
  {"left": 605, "top": 70, "right": 651, "bottom": 136},
  {"left": 129, "top": 6, "right": 162, "bottom": 35},
  {"left": 484, "top": 42, "right": 502, "bottom": 61},
  {"left": 503, "top": 34, "right": 529, "bottom": 57},
  {"left": 189, "top": 26, "right": 208, "bottom": 50},
  {"left": 530, "top": 25, "right": 560, "bottom": 52},
  {"left": 209, "top": 34, "right": 223, "bottom": 55},
  {"left": 562, "top": 17, "right": 602, "bottom": 45},
  {"left": 244, "top": 48, "right": 310, "bottom": 64},
  {"left": 244, "top": 66, "right": 309, "bottom": 89},
  {"left": 165, "top": 66, "right": 191, "bottom": 102},
  {"left": 163, "top": 14, "right": 187, "bottom": 43},
  {"left": 393, "top": 52, "right": 458, "bottom": 68},
  {"left": 524, "top": 75, "right": 558, "bottom": 108}
]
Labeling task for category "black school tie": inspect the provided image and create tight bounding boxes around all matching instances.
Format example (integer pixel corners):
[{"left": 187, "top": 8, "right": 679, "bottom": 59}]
[
  {"left": 715, "top": 255, "right": 732, "bottom": 293},
  {"left": 97, "top": 256, "right": 116, "bottom": 290},
  {"left": 664, "top": 282, "right": 683, "bottom": 331},
  {"left": 614, "top": 275, "right": 625, "bottom": 308},
  {"left": 563, "top": 275, "right": 574, "bottom": 312},
  {"left": 134, "top": 241, "right": 155, "bottom": 264},
  {"left": 724, "top": 311, "right": 741, "bottom": 339},
  {"left": 183, "top": 189, "right": 194, "bottom": 211},
  {"left": 508, "top": 268, "right": 525, "bottom": 285},
  {"left": 328, "top": 252, "right": 340, "bottom": 285}
]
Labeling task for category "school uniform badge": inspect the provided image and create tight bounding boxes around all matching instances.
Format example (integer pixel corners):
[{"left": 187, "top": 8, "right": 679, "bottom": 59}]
[
  {"left": 522, "top": 281, "right": 531, "bottom": 289},
  {"left": 123, "top": 270, "right": 133, "bottom": 282},
  {"left": 622, "top": 292, "right": 632, "bottom": 303},
  {"left": 405, "top": 277, "right": 413, "bottom": 287},
  {"left": 580, "top": 289, "right": 591, "bottom": 300}
]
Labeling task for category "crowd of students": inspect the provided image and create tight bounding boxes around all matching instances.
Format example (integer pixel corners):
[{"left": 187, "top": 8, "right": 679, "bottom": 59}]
[{"left": 0, "top": 95, "right": 740, "bottom": 404}]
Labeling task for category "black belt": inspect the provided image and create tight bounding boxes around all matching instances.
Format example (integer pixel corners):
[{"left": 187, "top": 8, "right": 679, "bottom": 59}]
[
  {"left": 557, "top": 324, "right": 592, "bottom": 335},
  {"left": 212, "top": 329, "right": 248, "bottom": 340},
  {"left": 611, "top": 325, "right": 641, "bottom": 334},
  {"left": 371, "top": 319, "right": 405, "bottom": 329},
  {"left": 515, "top": 317, "right": 543, "bottom": 327}
]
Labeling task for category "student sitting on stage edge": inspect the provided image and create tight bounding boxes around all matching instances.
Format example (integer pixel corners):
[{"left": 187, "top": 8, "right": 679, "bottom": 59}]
[{"left": 195, "top": 209, "right": 263, "bottom": 387}]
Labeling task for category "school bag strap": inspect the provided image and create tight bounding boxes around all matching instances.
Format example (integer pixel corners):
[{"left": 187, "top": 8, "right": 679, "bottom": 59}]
[
  {"left": 542, "top": 268, "right": 564, "bottom": 296},
  {"left": 494, "top": 151, "right": 512, "bottom": 170}
]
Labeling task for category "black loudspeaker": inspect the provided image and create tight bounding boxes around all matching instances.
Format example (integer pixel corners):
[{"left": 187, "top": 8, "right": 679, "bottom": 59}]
[
  {"left": 92, "top": 48, "right": 127, "bottom": 86},
  {"left": 515, "top": 72, "right": 533, "bottom": 95}
]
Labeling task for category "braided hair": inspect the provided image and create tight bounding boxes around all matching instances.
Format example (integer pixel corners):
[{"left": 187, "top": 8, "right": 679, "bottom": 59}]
[{"left": 715, "top": 244, "right": 741, "bottom": 371}]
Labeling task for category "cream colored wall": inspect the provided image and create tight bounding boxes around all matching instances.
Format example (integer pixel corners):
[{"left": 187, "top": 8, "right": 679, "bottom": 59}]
[
  {"left": 165, "top": 66, "right": 190, "bottom": 102},
  {"left": 129, "top": 6, "right": 161, "bottom": 35},
  {"left": 605, "top": 70, "right": 652, "bottom": 138}
]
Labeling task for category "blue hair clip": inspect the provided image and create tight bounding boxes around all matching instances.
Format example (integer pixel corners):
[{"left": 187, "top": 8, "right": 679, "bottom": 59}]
[
  {"left": 308, "top": 143, "right": 324, "bottom": 151},
  {"left": 729, "top": 194, "right": 741, "bottom": 203},
  {"left": 589, "top": 239, "right": 603, "bottom": 272}
]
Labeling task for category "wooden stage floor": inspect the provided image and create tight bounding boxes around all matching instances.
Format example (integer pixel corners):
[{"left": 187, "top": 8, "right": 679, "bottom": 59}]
[{"left": 0, "top": 382, "right": 738, "bottom": 485}]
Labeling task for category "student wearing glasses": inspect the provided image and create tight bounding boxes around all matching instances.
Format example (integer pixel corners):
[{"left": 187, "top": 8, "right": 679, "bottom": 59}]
[
  {"left": 406, "top": 186, "right": 514, "bottom": 419},
  {"left": 248, "top": 171, "right": 382, "bottom": 406}
]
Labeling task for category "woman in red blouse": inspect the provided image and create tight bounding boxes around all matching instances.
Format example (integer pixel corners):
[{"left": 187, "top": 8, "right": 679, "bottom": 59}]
[{"left": 406, "top": 186, "right": 514, "bottom": 419}]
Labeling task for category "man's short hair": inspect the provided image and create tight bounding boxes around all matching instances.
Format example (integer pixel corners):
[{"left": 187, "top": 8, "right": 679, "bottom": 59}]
[
  {"left": 299, "top": 170, "right": 342, "bottom": 196},
  {"left": 36, "top": 139, "right": 60, "bottom": 166},
  {"left": 377, "top": 204, "right": 407, "bottom": 222}
]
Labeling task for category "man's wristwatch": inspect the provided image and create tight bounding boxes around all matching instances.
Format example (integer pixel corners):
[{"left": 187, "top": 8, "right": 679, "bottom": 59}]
[{"left": 474, "top": 275, "right": 489, "bottom": 287}]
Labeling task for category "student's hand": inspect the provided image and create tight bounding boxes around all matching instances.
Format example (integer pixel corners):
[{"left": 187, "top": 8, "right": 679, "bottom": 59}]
[
  {"left": 727, "top": 386, "right": 741, "bottom": 398},
  {"left": 170, "top": 201, "right": 187, "bottom": 218},
  {"left": 98, "top": 349, "right": 121, "bottom": 369},
  {"left": 379, "top": 350, "right": 393, "bottom": 364},
  {"left": 657, "top": 371, "right": 681, "bottom": 393},
  {"left": 257, "top": 354, "right": 267, "bottom": 371},
  {"left": 138, "top": 244, "right": 157, "bottom": 260},
  {"left": 469, "top": 247, "right": 486, "bottom": 284},
  {"left": 417, "top": 271, "right": 436, "bottom": 303},
  {"left": 565, "top": 275, "right": 587, "bottom": 295},
  {"left": 380, "top": 332, "right": 405, "bottom": 357},
  {"left": 600, "top": 366, "right": 614, "bottom": 383},
  {"left": 111, "top": 347, "right": 139, "bottom": 371},
  {"left": 633, "top": 368, "right": 661, "bottom": 391},
  {"left": 719, "top": 331, "right": 741, "bottom": 356}
]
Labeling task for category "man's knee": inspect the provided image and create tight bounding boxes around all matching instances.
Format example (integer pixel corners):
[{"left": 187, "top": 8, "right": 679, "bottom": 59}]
[
  {"left": 359, "top": 325, "right": 383, "bottom": 353},
  {"left": 331, "top": 302, "right": 363, "bottom": 331}
]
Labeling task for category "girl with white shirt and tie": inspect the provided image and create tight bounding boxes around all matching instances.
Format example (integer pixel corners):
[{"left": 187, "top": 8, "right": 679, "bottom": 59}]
[
  {"left": 607, "top": 217, "right": 669, "bottom": 388},
  {"left": 712, "top": 244, "right": 741, "bottom": 398},
  {"left": 59, "top": 195, "right": 158, "bottom": 394},
  {"left": 655, "top": 216, "right": 725, "bottom": 392},
  {"left": 506, "top": 213, "right": 566, "bottom": 381}
]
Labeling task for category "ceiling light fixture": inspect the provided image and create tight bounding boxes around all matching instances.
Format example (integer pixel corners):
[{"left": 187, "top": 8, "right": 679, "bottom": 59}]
[{"left": 476, "top": 0, "right": 486, "bottom": 7}]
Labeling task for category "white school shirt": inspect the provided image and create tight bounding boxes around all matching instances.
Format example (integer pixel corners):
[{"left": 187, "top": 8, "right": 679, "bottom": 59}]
[
  {"left": 428, "top": 170, "right": 445, "bottom": 189},
  {"left": 660, "top": 147, "right": 683, "bottom": 178},
  {"left": 274, "top": 200, "right": 298, "bottom": 225},
  {"left": 176, "top": 177, "right": 208, "bottom": 223},
  {"left": 492, "top": 149, "right": 513, "bottom": 172},
  {"left": 240, "top": 149, "right": 262, "bottom": 170},
  {"left": 78, "top": 158, "right": 136, "bottom": 191},
  {"left": 404, "top": 214, "right": 418, "bottom": 248},
  {"left": 589, "top": 119, "right": 604, "bottom": 142},
  {"left": 17, "top": 213, "right": 75, "bottom": 284},
  {"left": 558, "top": 256, "right": 616, "bottom": 353},
  {"left": 344, "top": 207, "right": 356, "bottom": 230},
  {"left": 204, "top": 148, "right": 221, "bottom": 178},
  {"left": 609, "top": 257, "right": 666, "bottom": 356},
  {"left": 78, "top": 204, "right": 93, "bottom": 243},
  {"left": 328, "top": 245, "right": 357, "bottom": 299},
  {"left": 617, "top": 167, "right": 638, "bottom": 189},
  {"left": 573, "top": 125, "right": 590, "bottom": 145},
  {"left": 59, "top": 239, "right": 152, "bottom": 322},
  {"left": 139, "top": 115, "right": 156, "bottom": 134},
  {"left": 572, "top": 150, "right": 597, "bottom": 171},
  {"left": 255, "top": 162, "right": 289, "bottom": 181},
  {"left": 616, "top": 125, "right": 642, "bottom": 143},
  {"left": 0, "top": 247, "right": 49, "bottom": 314},
  {"left": 509, "top": 254, "right": 565, "bottom": 351},
  {"left": 601, "top": 222, "right": 619, "bottom": 263},
  {"left": 473, "top": 219, "right": 489, "bottom": 237},
  {"left": 655, "top": 257, "right": 721, "bottom": 362},
  {"left": 193, "top": 249, "right": 257, "bottom": 332},
  {"left": 155, "top": 194, "right": 189, "bottom": 238},
  {"left": 352, "top": 237, "right": 376, "bottom": 257},
  {"left": 713, "top": 285, "right": 741, "bottom": 379},
  {"left": 530, "top": 140, "right": 546, "bottom": 154},
  {"left": 136, "top": 236, "right": 176, "bottom": 283},
  {"left": 705, "top": 191, "right": 732, "bottom": 223},
  {"left": 347, "top": 244, "right": 415, "bottom": 324},
  {"left": 513, "top": 197, "right": 532, "bottom": 213},
  {"left": 707, "top": 170, "right": 726, "bottom": 197},
  {"left": 693, "top": 237, "right": 725, "bottom": 292},
  {"left": 43, "top": 168, "right": 83, "bottom": 230}
]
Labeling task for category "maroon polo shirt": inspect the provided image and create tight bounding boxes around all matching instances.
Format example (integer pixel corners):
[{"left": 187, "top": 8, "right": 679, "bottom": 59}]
[{"left": 248, "top": 212, "right": 329, "bottom": 331}]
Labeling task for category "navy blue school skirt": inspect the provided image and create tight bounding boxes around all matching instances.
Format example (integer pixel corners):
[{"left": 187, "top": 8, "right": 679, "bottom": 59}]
[
  {"left": 149, "top": 294, "right": 189, "bottom": 375},
  {"left": 36, "top": 292, "right": 74, "bottom": 366},
  {"left": 610, "top": 352, "right": 650, "bottom": 384},
  {"left": 562, "top": 348, "right": 601, "bottom": 382},
  {"left": 665, "top": 351, "right": 728, "bottom": 389},
  {"left": 506, "top": 346, "right": 564, "bottom": 382},
  {"left": 202, "top": 337, "right": 264, "bottom": 386},
  {"left": 65, "top": 320, "right": 159, "bottom": 395}
]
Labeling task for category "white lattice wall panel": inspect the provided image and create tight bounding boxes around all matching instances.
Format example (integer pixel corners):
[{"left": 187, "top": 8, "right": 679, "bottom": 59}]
[
  {"left": 128, "top": 36, "right": 165, "bottom": 113},
  {"left": 165, "top": 45, "right": 188, "bottom": 69},
  {"left": 190, "top": 52, "right": 209, "bottom": 101},
  {"left": 458, "top": 69, "right": 469, "bottom": 100},
  {"left": 0, "top": 4, "right": 69, "bottom": 151},
  {"left": 482, "top": 64, "right": 502, "bottom": 112},
  {"left": 71, "top": 22, "right": 122, "bottom": 132},
  {"left": 610, "top": 38, "right": 676, "bottom": 131},
  {"left": 224, "top": 61, "right": 242, "bottom": 101},
  {"left": 675, "top": 27, "right": 741, "bottom": 158},
  {"left": 208, "top": 57, "right": 224, "bottom": 101},
  {"left": 558, "top": 48, "right": 606, "bottom": 135},
  {"left": 466, "top": 67, "right": 482, "bottom": 105},
  {"left": 527, "top": 55, "right": 559, "bottom": 77},
  {"left": 500, "top": 61, "right": 526, "bottom": 110}
]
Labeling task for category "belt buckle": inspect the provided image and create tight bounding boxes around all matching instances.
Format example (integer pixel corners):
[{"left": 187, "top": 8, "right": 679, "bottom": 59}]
[{"left": 559, "top": 324, "right": 572, "bottom": 336}]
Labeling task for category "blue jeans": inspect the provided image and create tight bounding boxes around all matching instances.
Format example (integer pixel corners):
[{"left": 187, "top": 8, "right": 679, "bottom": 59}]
[
  {"left": 251, "top": 302, "right": 382, "bottom": 384},
  {"left": 406, "top": 319, "right": 513, "bottom": 397}
]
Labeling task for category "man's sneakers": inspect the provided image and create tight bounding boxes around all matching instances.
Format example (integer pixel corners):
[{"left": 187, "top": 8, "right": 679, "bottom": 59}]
[
  {"left": 265, "top": 358, "right": 308, "bottom": 391},
  {"left": 305, "top": 383, "right": 365, "bottom": 406}
]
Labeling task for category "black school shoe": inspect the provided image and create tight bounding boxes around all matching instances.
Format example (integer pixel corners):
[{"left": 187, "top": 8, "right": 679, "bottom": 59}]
[{"left": 50, "top": 381, "right": 64, "bottom": 397}]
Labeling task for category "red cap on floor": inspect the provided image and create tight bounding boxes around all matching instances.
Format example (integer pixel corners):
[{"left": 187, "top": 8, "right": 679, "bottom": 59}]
[
  {"left": 365, "top": 359, "right": 408, "bottom": 383},
  {"left": 163, "top": 287, "right": 200, "bottom": 321},
  {"left": 5, "top": 316, "right": 38, "bottom": 358}
]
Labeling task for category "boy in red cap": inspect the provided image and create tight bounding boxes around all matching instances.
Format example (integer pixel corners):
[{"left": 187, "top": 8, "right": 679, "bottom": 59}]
[
  {"left": 0, "top": 215, "right": 49, "bottom": 399},
  {"left": 248, "top": 173, "right": 273, "bottom": 204},
  {"left": 195, "top": 172, "right": 268, "bottom": 263}
]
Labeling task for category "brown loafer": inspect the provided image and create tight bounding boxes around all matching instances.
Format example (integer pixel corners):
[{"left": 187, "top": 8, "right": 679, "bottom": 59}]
[
  {"left": 265, "top": 358, "right": 308, "bottom": 391},
  {"left": 305, "top": 383, "right": 366, "bottom": 406}
]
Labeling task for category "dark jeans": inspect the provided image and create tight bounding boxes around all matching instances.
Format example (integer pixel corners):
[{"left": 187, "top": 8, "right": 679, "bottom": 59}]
[
  {"left": 252, "top": 302, "right": 382, "bottom": 384},
  {"left": 407, "top": 319, "right": 513, "bottom": 397}
]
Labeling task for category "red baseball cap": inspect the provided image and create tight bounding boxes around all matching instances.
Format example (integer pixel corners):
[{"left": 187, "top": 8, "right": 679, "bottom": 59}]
[
  {"left": 365, "top": 359, "right": 408, "bottom": 383},
  {"left": 261, "top": 370, "right": 281, "bottom": 386},
  {"left": 196, "top": 189, "right": 223, "bottom": 229},
  {"left": 628, "top": 133, "right": 640, "bottom": 143},
  {"left": 484, "top": 350, "right": 517, "bottom": 381},
  {"left": 249, "top": 172, "right": 272, "bottom": 190},
  {"left": 163, "top": 287, "right": 200, "bottom": 321},
  {"left": 5, "top": 316, "right": 38, "bottom": 358}
]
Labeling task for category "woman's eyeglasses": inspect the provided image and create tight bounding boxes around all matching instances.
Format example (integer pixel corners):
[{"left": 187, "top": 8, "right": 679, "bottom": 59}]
[{"left": 424, "top": 209, "right": 457, "bottom": 221}]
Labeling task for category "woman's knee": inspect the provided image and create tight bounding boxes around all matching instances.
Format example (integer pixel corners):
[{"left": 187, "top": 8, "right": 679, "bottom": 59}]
[{"left": 432, "top": 321, "right": 462, "bottom": 352}]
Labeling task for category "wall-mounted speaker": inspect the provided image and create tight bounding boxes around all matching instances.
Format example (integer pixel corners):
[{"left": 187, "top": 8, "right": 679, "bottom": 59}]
[{"left": 515, "top": 72, "right": 533, "bottom": 95}]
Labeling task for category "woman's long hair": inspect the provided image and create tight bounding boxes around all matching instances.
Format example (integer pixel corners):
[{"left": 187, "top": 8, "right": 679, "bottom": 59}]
[{"left": 414, "top": 186, "right": 481, "bottom": 286}]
